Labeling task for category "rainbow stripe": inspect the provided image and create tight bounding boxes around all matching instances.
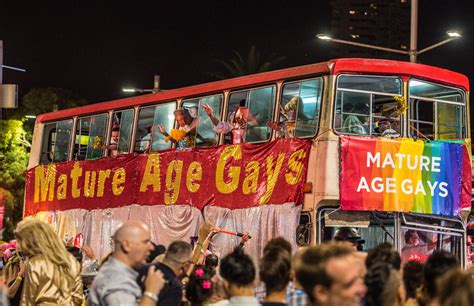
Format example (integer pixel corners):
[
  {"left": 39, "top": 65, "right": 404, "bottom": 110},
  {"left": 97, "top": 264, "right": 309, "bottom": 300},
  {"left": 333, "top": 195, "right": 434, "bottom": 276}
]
[{"left": 340, "top": 136, "right": 471, "bottom": 216}]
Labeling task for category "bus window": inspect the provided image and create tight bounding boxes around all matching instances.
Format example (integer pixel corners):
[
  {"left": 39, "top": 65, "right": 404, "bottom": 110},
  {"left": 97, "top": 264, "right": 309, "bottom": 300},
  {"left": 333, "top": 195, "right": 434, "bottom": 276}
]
[
  {"left": 182, "top": 94, "right": 223, "bottom": 147},
  {"left": 400, "top": 213, "right": 465, "bottom": 265},
  {"left": 400, "top": 229, "right": 461, "bottom": 263},
  {"left": 281, "top": 78, "right": 322, "bottom": 138},
  {"left": 74, "top": 114, "right": 108, "bottom": 160},
  {"left": 40, "top": 120, "right": 73, "bottom": 164},
  {"left": 409, "top": 79, "right": 465, "bottom": 140},
  {"left": 410, "top": 100, "right": 434, "bottom": 139},
  {"left": 334, "top": 75, "right": 402, "bottom": 136},
  {"left": 227, "top": 86, "right": 275, "bottom": 144},
  {"left": 108, "top": 109, "right": 134, "bottom": 157},
  {"left": 135, "top": 102, "right": 176, "bottom": 152},
  {"left": 318, "top": 209, "right": 396, "bottom": 252}
]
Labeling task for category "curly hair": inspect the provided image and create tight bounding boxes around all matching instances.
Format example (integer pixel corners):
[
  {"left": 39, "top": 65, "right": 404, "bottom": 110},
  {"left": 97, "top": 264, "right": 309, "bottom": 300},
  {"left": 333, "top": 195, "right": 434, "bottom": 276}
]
[
  {"left": 366, "top": 242, "right": 401, "bottom": 270},
  {"left": 263, "top": 236, "right": 292, "bottom": 255},
  {"left": 185, "top": 265, "right": 214, "bottom": 306},
  {"left": 364, "top": 262, "right": 401, "bottom": 306},
  {"left": 174, "top": 109, "right": 194, "bottom": 126},
  {"left": 15, "top": 219, "right": 76, "bottom": 289}
]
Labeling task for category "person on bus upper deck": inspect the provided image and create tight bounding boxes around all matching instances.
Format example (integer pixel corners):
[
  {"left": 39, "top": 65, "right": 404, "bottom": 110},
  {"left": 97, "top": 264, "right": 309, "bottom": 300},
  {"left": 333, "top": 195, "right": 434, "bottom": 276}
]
[
  {"left": 342, "top": 103, "right": 368, "bottom": 135},
  {"left": 188, "top": 106, "right": 198, "bottom": 119},
  {"left": 109, "top": 126, "right": 120, "bottom": 157},
  {"left": 139, "top": 126, "right": 153, "bottom": 152},
  {"left": 401, "top": 230, "right": 443, "bottom": 263},
  {"left": 269, "top": 96, "right": 301, "bottom": 138},
  {"left": 202, "top": 99, "right": 257, "bottom": 144},
  {"left": 158, "top": 109, "right": 196, "bottom": 149},
  {"left": 102, "top": 124, "right": 120, "bottom": 157},
  {"left": 332, "top": 227, "right": 365, "bottom": 251},
  {"left": 377, "top": 119, "right": 400, "bottom": 137}
]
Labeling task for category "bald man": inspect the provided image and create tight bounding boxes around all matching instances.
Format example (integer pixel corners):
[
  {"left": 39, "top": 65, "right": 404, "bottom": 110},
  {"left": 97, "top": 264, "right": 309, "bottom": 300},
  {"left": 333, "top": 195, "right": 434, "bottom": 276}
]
[{"left": 88, "top": 221, "right": 165, "bottom": 306}]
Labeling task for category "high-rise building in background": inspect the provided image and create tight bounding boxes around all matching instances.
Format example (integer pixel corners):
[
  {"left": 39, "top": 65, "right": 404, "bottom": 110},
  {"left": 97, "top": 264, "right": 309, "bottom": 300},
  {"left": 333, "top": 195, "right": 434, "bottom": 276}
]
[{"left": 330, "top": 0, "right": 410, "bottom": 59}]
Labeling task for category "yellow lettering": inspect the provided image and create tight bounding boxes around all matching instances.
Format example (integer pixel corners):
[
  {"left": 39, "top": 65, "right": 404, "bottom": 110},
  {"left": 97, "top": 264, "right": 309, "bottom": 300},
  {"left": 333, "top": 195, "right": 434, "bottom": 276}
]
[
  {"left": 242, "top": 161, "right": 259, "bottom": 195},
  {"left": 285, "top": 149, "right": 307, "bottom": 185},
  {"left": 70, "top": 162, "right": 83, "bottom": 199},
  {"left": 186, "top": 161, "right": 202, "bottom": 193},
  {"left": 259, "top": 153, "right": 285, "bottom": 205},
  {"left": 97, "top": 169, "right": 112, "bottom": 197},
  {"left": 34, "top": 165, "right": 56, "bottom": 203},
  {"left": 57, "top": 174, "right": 68, "bottom": 200},
  {"left": 112, "top": 168, "right": 126, "bottom": 196},
  {"left": 84, "top": 171, "right": 97, "bottom": 197},
  {"left": 165, "top": 160, "right": 183, "bottom": 205},
  {"left": 140, "top": 153, "right": 161, "bottom": 192},
  {"left": 216, "top": 145, "right": 242, "bottom": 194}
]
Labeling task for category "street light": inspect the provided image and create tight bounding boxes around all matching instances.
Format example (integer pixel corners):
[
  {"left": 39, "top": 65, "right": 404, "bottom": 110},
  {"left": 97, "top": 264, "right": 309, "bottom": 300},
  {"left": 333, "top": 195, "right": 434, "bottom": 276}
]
[
  {"left": 416, "top": 31, "right": 462, "bottom": 57},
  {"left": 121, "top": 88, "right": 156, "bottom": 93},
  {"left": 122, "top": 75, "right": 161, "bottom": 94},
  {"left": 316, "top": 33, "right": 409, "bottom": 55},
  {"left": 316, "top": 0, "right": 461, "bottom": 62},
  {"left": 316, "top": 30, "right": 461, "bottom": 63}
]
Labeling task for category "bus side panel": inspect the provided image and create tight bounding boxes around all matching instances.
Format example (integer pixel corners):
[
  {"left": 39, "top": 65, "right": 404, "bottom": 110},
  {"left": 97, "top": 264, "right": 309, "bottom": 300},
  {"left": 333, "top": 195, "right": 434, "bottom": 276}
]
[
  {"left": 28, "top": 122, "right": 44, "bottom": 169},
  {"left": 303, "top": 136, "right": 340, "bottom": 212}
]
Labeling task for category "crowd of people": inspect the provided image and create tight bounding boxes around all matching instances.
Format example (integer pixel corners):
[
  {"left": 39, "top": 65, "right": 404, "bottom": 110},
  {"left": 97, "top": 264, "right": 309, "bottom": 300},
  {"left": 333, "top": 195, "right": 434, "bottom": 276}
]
[{"left": 0, "top": 220, "right": 472, "bottom": 306}]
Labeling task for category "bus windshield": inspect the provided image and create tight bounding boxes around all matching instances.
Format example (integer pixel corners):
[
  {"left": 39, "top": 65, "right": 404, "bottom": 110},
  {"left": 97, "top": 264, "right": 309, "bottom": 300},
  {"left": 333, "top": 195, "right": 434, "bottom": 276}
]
[
  {"left": 334, "top": 75, "right": 403, "bottom": 136},
  {"left": 408, "top": 79, "right": 466, "bottom": 140}
]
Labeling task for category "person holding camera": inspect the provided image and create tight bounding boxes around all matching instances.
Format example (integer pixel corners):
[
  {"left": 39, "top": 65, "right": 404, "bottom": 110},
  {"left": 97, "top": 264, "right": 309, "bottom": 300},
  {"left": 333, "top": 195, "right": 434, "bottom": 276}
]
[{"left": 88, "top": 221, "right": 165, "bottom": 306}]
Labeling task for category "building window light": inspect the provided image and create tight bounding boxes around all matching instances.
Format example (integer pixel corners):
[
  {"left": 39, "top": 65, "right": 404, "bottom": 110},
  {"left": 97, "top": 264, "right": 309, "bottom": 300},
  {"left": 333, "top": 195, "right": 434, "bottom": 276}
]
[{"left": 364, "top": 11, "right": 368, "bottom": 15}]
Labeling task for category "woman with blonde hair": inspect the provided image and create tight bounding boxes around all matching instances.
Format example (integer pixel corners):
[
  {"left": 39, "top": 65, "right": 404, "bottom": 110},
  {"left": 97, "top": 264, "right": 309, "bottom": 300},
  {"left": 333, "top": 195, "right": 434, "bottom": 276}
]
[{"left": 15, "top": 218, "right": 83, "bottom": 306}]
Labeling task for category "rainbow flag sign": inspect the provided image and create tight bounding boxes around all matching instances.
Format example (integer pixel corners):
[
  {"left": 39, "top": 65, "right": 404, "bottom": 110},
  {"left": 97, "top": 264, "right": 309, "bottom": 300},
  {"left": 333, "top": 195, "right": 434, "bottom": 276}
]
[{"left": 340, "top": 136, "right": 471, "bottom": 216}]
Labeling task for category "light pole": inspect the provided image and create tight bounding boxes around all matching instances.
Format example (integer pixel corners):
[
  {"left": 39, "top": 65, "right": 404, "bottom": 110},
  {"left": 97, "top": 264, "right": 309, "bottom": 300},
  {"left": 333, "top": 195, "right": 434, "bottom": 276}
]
[
  {"left": 316, "top": 0, "right": 461, "bottom": 62},
  {"left": 122, "top": 75, "right": 161, "bottom": 93},
  {"left": 0, "top": 40, "right": 26, "bottom": 119}
]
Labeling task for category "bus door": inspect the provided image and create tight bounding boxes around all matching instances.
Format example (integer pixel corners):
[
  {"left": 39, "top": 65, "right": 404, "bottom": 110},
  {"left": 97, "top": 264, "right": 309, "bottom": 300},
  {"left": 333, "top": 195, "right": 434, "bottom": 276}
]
[
  {"left": 316, "top": 207, "right": 397, "bottom": 252},
  {"left": 399, "top": 213, "right": 465, "bottom": 266}
]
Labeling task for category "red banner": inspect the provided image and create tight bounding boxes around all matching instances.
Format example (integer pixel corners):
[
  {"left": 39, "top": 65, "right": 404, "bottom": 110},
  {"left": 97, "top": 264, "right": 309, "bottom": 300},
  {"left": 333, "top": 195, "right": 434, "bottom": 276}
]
[{"left": 24, "top": 139, "right": 311, "bottom": 216}]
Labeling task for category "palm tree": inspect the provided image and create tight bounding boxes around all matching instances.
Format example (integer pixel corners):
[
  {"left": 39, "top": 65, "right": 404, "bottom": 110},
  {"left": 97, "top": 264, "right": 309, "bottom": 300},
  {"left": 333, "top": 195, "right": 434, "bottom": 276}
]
[{"left": 211, "top": 45, "right": 285, "bottom": 80}]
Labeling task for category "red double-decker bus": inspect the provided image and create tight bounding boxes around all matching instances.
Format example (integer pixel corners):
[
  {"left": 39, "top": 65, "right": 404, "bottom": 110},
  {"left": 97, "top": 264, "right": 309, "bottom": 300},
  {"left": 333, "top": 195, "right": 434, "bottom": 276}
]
[{"left": 24, "top": 58, "right": 471, "bottom": 265}]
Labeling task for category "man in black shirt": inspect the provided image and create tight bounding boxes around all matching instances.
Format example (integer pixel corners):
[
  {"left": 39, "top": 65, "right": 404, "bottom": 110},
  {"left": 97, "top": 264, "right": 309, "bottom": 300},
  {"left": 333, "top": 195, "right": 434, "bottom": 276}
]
[{"left": 138, "top": 241, "right": 192, "bottom": 306}]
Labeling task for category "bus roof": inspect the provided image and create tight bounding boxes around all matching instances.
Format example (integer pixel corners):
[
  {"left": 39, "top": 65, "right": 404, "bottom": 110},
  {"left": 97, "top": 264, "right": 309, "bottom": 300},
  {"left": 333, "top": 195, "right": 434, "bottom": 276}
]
[{"left": 37, "top": 58, "right": 469, "bottom": 123}]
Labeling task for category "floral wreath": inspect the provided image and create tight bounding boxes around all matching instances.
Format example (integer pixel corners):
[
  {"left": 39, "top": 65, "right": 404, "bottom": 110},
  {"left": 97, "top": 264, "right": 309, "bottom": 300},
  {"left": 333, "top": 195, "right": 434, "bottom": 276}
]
[
  {"left": 165, "top": 129, "right": 187, "bottom": 142},
  {"left": 392, "top": 96, "right": 407, "bottom": 116},
  {"left": 92, "top": 136, "right": 104, "bottom": 149},
  {"left": 284, "top": 96, "right": 299, "bottom": 112}
]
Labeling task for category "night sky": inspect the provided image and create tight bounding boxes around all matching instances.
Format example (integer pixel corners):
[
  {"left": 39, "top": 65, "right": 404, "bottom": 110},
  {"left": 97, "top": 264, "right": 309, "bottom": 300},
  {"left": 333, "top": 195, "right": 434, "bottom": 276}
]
[{"left": 1, "top": 1, "right": 473, "bottom": 104}]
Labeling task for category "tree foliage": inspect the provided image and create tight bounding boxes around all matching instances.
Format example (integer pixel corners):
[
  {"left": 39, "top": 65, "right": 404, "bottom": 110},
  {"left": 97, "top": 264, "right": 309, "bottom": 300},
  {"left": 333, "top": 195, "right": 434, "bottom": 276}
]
[
  {"left": 0, "top": 120, "right": 30, "bottom": 240},
  {"left": 211, "top": 45, "right": 286, "bottom": 80}
]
